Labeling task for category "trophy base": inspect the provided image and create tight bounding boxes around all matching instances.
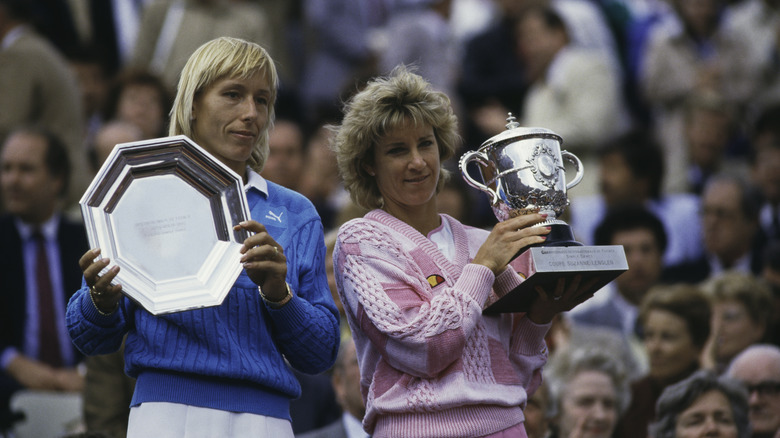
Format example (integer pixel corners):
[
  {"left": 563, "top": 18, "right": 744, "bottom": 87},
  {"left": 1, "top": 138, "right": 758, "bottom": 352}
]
[
  {"left": 512, "top": 222, "right": 581, "bottom": 260},
  {"left": 485, "top": 245, "right": 628, "bottom": 315}
]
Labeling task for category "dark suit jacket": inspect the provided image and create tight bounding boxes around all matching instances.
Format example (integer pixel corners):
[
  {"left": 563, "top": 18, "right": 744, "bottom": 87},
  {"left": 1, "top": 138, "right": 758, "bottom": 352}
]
[
  {"left": 0, "top": 213, "right": 89, "bottom": 363},
  {"left": 295, "top": 418, "right": 349, "bottom": 438}
]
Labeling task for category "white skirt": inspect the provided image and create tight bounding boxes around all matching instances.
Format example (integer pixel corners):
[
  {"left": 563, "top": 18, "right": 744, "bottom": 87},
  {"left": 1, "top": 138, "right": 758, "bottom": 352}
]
[{"left": 127, "top": 402, "right": 294, "bottom": 438}]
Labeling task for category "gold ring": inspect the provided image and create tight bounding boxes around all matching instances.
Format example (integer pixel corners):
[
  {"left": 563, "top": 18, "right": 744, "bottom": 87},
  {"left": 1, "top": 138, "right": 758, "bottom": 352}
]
[
  {"left": 273, "top": 246, "right": 279, "bottom": 257},
  {"left": 90, "top": 285, "right": 103, "bottom": 296}
]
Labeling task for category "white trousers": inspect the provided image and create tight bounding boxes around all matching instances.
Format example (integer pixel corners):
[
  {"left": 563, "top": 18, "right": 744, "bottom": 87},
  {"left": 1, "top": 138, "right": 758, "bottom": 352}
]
[{"left": 127, "top": 402, "right": 294, "bottom": 438}]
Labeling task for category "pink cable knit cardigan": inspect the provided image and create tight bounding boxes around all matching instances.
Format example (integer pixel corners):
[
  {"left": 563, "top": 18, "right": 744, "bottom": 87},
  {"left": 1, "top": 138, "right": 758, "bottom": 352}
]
[{"left": 333, "top": 210, "right": 551, "bottom": 438}]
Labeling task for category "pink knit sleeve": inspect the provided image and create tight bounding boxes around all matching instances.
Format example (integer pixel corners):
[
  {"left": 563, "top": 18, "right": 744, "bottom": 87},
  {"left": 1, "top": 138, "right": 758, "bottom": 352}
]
[
  {"left": 508, "top": 316, "right": 550, "bottom": 399},
  {"left": 335, "top": 220, "right": 495, "bottom": 378}
]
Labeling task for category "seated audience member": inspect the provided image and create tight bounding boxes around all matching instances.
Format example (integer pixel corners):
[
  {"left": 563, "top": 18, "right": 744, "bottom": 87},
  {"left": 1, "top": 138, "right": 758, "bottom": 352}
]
[
  {"left": 0, "top": 127, "right": 89, "bottom": 428},
  {"left": 516, "top": 4, "right": 631, "bottom": 170},
  {"left": 615, "top": 284, "right": 712, "bottom": 438},
  {"left": 682, "top": 91, "right": 746, "bottom": 195},
  {"left": 571, "top": 204, "right": 667, "bottom": 343},
  {"left": 298, "top": 122, "right": 348, "bottom": 232},
  {"left": 760, "top": 241, "right": 780, "bottom": 346},
  {"left": 102, "top": 69, "right": 171, "bottom": 141},
  {"left": 88, "top": 120, "right": 144, "bottom": 174},
  {"left": 525, "top": 379, "right": 551, "bottom": 438},
  {"left": 649, "top": 370, "right": 750, "bottom": 438},
  {"left": 568, "top": 130, "right": 702, "bottom": 266},
  {"left": 261, "top": 118, "right": 306, "bottom": 192},
  {"left": 702, "top": 272, "right": 773, "bottom": 374},
  {"left": 750, "top": 104, "right": 780, "bottom": 243},
  {"left": 545, "top": 344, "right": 631, "bottom": 438},
  {"left": 296, "top": 337, "right": 366, "bottom": 438},
  {"left": 663, "top": 174, "right": 765, "bottom": 284},
  {"left": 726, "top": 344, "right": 780, "bottom": 438},
  {"left": 0, "top": 0, "right": 88, "bottom": 209},
  {"left": 639, "top": 0, "right": 757, "bottom": 194}
]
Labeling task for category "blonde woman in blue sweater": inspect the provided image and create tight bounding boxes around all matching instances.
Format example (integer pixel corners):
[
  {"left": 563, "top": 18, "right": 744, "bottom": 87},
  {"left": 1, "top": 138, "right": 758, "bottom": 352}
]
[{"left": 66, "top": 37, "right": 340, "bottom": 438}]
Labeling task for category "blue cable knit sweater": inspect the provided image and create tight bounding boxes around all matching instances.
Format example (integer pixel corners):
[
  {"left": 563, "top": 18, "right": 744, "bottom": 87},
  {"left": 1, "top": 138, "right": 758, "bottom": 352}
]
[{"left": 66, "top": 180, "right": 340, "bottom": 419}]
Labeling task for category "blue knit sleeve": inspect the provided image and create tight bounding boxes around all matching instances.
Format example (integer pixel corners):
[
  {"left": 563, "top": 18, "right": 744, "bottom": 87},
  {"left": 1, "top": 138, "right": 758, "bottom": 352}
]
[
  {"left": 266, "top": 216, "right": 340, "bottom": 374},
  {"left": 66, "top": 278, "right": 129, "bottom": 356}
]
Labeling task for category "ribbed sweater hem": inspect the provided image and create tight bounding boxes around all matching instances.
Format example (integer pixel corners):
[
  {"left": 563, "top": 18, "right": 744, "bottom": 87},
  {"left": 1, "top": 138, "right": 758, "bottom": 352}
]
[
  {"left": 372, "top": 405, "right": 524, "bottom": 438},
  {"left": 131, "top": 370, "right": 291, "bottom": 420}
]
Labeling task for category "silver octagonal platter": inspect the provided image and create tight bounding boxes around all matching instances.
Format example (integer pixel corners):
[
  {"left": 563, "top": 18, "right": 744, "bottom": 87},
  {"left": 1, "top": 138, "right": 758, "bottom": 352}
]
[{"left": 80, "top": 135, "right": 251, "bottom": 315}]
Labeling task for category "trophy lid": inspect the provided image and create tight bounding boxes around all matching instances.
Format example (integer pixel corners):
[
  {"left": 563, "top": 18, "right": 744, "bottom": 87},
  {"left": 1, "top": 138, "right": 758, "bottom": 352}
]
[{"left": 478, "top": 113, "right": 563, "bottom": 150}]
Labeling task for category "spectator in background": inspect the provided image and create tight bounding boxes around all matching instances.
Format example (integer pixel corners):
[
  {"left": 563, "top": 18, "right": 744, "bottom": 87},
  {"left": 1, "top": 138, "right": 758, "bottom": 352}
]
[
  {"left": 69, "top": 46, "right": 112, "bottom": 152},
  {"left": 702, "top": 272, "right": 773, "bottom": 375},
  {"left": 649, "top": 370, "right": 750, "bottom": 438},
  {"left": 262, "top": 119, "right": 306, "bottom": 192},
  {"left": 0, "top": 0, "right": 88, "bottom": 210},
  {"left": 457, "top": 0, "right": 529, "bottom": 149},
  {"left": 377, "top": 0, "right": 461, "bottom": 117},
  {"left": 722, "top": 0, "right": 780, "bottom": 111},
  {"left": 0, "top": 127, "right": 89, "bottom": 428},
  {"left": 760, "top": 241, "right": 780, "bottom": 347},
  {"left": 750, "top": 104, "right": 780, "bottom": 243},
  {"left": 615, "top": 284, "right": 712, "bottom": 438},
  {"left": 524, "top": 380, "right": 551, "bottom": 438},
  {"left": 639, "top": 0, "right": 757, "bottom": 194},
  {"left": 663, "top": 175, "right": 765, "bottom": 284},
  {"left": 102, "top": 69, "right": 171, "bottom": 141},
  {"left": 726, "top": 344, "right": 780, "bottom": 438},
  {"left": 296, "top": 337, "right": 367, "bottom": 438},
  {"left": 300, "top": 0, "right": 389, "bottom": 125},
  {"left": 571, "top": 205, "right": 667, "bottom": 356},
  {"left": 130, "top": 0, "right": 273, "bottom": 93},
  {"left": 88, "top": 120, "right": 144, "bottom": 175},
  {"left": 516, "top": 4, "right": 632, "bottom": 193},
  {"left": 568, "top": 130, "right": 702, "bottom": 267},
  {"left": 544, "top": 344, "right": 631, "bottom": 438},
  {"left": 299, "top": 122, "right": 349, "bottom": 232},
  {"left": 683, "top": 91, "right": 746, "bottom": 195}
]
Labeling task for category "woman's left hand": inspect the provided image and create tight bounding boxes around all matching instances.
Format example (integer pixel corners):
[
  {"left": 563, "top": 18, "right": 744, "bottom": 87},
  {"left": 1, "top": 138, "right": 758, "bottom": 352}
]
[
  {"left": 234, "top": 220, "right": 288, "bottom": 301},
  {"left": 526, "top": 275, "right": 599, "bottom": 325}
]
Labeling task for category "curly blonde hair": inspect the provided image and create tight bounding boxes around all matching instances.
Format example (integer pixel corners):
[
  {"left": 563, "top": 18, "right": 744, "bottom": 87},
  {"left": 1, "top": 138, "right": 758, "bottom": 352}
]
[
  {"left": 169, "top": 37, "right": 278, "bottom": 173},
  {"left": 330, "top": 66, "right": 460, "bottom": 210}
]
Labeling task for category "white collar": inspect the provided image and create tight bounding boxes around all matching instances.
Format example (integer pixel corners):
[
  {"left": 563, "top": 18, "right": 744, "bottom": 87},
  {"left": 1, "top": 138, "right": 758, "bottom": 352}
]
[
  {"left": 15, "top": 214, "right": 60, "bottom": 241},
  {"left": 244, "top": 166, "right": 268, "bottom": 196}
]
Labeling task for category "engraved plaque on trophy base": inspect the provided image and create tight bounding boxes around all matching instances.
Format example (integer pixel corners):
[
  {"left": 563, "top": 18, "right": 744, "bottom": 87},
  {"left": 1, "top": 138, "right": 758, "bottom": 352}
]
[{"left": 483, "top": 245, "right": 628, "bottom": 315}]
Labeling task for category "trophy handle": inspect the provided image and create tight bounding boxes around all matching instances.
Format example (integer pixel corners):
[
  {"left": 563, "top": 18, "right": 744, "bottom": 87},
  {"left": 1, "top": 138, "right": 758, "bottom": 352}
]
[
  {"left": 459, "top": 150, "right": 500, "bottom": 205},
  {"left": 561, "top": 150, "right": 584, "bottom": 190}
]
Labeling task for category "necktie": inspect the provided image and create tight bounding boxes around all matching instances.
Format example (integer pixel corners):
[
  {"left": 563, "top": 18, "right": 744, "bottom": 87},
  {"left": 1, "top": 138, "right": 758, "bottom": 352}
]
[{"left": 33, "top": 230, "right": 63, "bottom": 368}]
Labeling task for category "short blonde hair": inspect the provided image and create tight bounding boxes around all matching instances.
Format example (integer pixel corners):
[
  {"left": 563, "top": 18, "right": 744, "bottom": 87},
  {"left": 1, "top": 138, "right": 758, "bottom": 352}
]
[
  {"left": 330, "top": 66, "right": 460, "bottom": 210},
  {"left": 169, "top": 37, "right": 278, "bottom": 172}
]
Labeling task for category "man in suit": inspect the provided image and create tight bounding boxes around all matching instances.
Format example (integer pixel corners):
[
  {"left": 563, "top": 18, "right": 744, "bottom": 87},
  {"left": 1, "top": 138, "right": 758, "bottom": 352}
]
[
  {"left": 663, "top": 173, "right": 766, "bottom": 284},
  {"left": 297, "top": 336, "right": 367, "bottom": 438},
  {"left": 0, "top": 127, "right": 89, "bottom": 430},
  {"left": 570, "top": 204, "right": 668, "bottom": 374},
  {"left": 0, "top": 0, "right": 88, "bottom": 210}
]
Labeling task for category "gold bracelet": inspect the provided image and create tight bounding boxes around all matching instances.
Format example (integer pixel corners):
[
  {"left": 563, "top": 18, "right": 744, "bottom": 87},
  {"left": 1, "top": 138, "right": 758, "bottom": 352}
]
[
  {"left": 259, "top": 282, "right": 293, "bottom": 309},
  {"left": 89, "top": 287, "right": 118, "bottom": 316}
]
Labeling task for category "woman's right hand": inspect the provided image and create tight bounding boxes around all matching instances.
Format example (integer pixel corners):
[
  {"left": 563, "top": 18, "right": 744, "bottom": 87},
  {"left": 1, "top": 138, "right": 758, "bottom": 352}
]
[
  {"left": 472, "top": 213, "right": 550, "bottom": 275},
  {"left": 79, "top": 248, "right": 122, "bottom": 314}
]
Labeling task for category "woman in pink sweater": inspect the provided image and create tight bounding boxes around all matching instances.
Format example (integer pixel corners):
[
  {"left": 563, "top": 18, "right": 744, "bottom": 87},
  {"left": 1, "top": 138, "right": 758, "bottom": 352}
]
[{"left": 330, "top": 66, "right": 594, "bottom": 438}]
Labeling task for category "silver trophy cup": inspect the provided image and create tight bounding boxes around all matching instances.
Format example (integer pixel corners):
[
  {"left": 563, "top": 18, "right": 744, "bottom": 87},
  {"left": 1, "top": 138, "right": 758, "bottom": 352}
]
[
  {"left": 459, "top": 115, "right": 627, "bottom": 314},
  {"left": 459, "top": 115, "right": 583, "bottom": 246}
]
